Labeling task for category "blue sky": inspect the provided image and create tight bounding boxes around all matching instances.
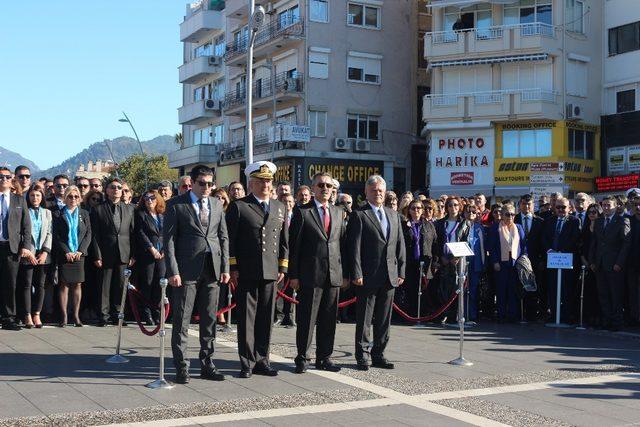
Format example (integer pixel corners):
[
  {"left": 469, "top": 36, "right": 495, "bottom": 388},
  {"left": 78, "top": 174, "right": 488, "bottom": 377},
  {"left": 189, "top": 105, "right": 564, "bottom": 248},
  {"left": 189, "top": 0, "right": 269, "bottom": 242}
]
[{"left": 0, "top": 0, "right": 185, "bottom": 169}]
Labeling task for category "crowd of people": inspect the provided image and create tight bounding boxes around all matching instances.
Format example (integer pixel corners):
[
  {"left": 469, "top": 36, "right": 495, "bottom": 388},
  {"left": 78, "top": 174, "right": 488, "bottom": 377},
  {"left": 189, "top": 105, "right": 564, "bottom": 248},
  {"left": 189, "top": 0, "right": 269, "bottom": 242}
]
[{"left": 0, "top": 161, "right": 638, "bottom": 383}]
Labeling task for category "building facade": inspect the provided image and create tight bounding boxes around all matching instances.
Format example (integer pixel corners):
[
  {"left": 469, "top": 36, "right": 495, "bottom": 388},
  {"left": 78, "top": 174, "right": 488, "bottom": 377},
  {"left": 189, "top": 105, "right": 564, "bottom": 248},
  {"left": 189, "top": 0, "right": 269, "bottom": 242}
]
[
  {"left": 423, "top": 0, "right": 602, "bottom": 198},
  {"left": 171, "top": 0, "right": 419, "bottom": 197}
]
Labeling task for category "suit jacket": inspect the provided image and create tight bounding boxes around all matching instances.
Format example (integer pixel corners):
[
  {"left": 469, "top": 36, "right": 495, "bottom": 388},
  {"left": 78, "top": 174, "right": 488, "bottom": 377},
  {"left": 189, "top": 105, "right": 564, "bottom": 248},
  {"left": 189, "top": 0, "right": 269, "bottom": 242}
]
[
  {"left": 589, "top": 215, "right": 631, "bottom": 271},
  {"left": 163, "top": 192, "right": 229, "bottom": 282},
  {"left": 629, "top": 216, "right": 640, "bottom": 268},
  {"left": 226, "top": 195, "right": 288, "bottom": 281},
  {"left": 434, "top": 217, "right": 470, "bottom": 260},
  {"left": 3, "top": 193, "right": 32, "bottom": 254},
  {"left": 90, "top": 200, "right": 135, "bottom": 265},
  {"left": 52, "top": 208, "right": 92, "bottom": 262},
  {"left": 515, "top": 213, "right": 544, "bottom": 264},
  {"left": 401, "top": 219, "right": 436, "bottom": 265},
  {"left": 541, "top": 215, "right": 581, "bottom": 255},
  {"left": 22, "top": 207, "right": 52, "bottom": 265},
  {"left": 288, "top": 201, "right": 346, "bottom": 288},
  {"left": 134, "top": 209, "right": 164, "bottom": 263},
  {"left": 346, "top": 204, "right": 406, "bottom": 289},
  {"left": 488, "top": 222, "right": 527, "bottom": 265},
  {"left": 45, "top": 197, "right": 64, "bottom": 213}
]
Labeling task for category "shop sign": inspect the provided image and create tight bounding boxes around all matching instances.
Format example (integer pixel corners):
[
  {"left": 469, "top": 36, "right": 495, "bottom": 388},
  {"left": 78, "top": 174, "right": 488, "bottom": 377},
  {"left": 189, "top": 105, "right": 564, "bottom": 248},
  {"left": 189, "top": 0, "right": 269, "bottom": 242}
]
[
  {"left": 274, "top": 160, "right": 294, "bottom": 183},
  {"left": 301, "top": 158, "right": 383, "bottom": 188},
  {"left": 501, "top": 121, "right": 556, "bottom": 130},
  {"left": 530, "top": 174, "right": 564, "bottom": 184},
  {"left": 268, "top": 125, "right": 311, "bottom": 143},
  {"left": 450, "top": 172, "right": 474, "bottom": 185},
  {"left": 608, "top": 147, "right": 627, "bottom": 174},
  {"left": 530, "top": 162, "right": 564, "bottom": 172},
  {"left": 595, "top": 174, "right": 640, "bottom": 193}
]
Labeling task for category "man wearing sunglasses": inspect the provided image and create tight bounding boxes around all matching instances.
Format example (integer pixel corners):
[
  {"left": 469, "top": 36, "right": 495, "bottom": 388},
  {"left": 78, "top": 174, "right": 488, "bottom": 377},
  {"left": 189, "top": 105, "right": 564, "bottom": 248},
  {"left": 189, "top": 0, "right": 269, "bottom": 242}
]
[
  {"left": 46, "top": 174, "right": 70, "bottom": 212},
  {"left": 14, "top": 166, "right": 32, "bottom": 194},
  {"left": 0, "top": 167, "right": 33, "bottom": 330},
  {"left": 89, "top": 178, "right": 103, "bottom": 193},
  {"left": 75, "top": 177, "right": 91, "bottom": 200},
  {"left": 164, "top": 164, "right": 230, "bottom": 384},
  {"left": 90, "top": 178, "right": 135, "bottom": 327},
  {"left": 177, "top": 175, "right": 193, "bottom": 196}
]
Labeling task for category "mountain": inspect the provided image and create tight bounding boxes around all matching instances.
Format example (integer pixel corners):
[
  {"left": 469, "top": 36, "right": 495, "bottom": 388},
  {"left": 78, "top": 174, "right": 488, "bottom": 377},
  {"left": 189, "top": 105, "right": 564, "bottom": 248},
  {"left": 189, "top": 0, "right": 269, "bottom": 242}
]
[
  {"left": 0, "top": 146, "right": 40, "bottom": 172},
  {"left": 39, "top": 135, "right": 178, "bottom": 178}
]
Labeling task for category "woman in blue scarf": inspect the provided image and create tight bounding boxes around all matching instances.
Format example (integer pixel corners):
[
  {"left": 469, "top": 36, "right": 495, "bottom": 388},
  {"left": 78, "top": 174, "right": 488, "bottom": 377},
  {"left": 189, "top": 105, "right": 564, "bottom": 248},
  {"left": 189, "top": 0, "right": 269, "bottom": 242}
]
[{"left": 52, "top": 186, "right": 92, "bottom": 327}]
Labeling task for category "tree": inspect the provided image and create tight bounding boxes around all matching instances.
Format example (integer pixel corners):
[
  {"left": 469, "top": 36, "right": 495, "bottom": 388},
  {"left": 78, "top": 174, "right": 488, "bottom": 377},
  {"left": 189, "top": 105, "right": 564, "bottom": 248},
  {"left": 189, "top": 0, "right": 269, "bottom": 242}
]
[
  {"left": 111, "top": 154, "right": 178, "bottom": 195},
  {"left": 174, "top": 132, "right": 183, "bottom": 149}
]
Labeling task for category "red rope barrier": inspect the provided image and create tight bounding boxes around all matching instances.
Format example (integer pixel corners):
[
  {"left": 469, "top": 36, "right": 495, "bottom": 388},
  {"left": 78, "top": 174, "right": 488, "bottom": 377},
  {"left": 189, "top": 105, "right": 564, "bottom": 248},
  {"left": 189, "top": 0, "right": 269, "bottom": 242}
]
[
  {"left": 127, "top": 287, "right": 170, "bottom": 337},
  {"left": 392, "top": 279, "right": 468, "bottom": 323},
  {"left": 338, "top": 297, "right": 357, "bottom": 308}
]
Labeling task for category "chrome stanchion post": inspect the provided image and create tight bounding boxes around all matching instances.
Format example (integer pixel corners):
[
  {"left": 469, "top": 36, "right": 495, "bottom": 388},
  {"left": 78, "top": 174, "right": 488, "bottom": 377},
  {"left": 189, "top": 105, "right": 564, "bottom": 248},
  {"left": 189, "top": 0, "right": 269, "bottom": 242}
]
[
  {"left": 519, "top": 297, "right": 527, "bottom": 324},
  {"left": 290, "top": 289, "right": 297, "bottom": 329},
  {"left": 576, "top": 265, "right": 587, "bottom": 330},
  {"left": 106, "top": 269, "right": 131, "bottom": 363},
  {"left": 147, "top": 278, "right": 174, "bottom": 389},
  {"left": 449, "top": 256, "right": 473, "bottom": 366},
  {"left": 415, "top": 261, "right": 426, "bottom": 327},
  {"left": 222, "top": 281, "right": 235, "bottom": 333}
]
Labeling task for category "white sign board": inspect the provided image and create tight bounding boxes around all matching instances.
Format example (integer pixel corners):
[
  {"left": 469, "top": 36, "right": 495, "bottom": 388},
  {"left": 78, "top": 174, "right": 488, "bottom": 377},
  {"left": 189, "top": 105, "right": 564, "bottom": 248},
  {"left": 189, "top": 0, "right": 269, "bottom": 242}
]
[
  {"left": 628, "top": 145, "right": 640, "bottom": 173},
  {"left": 530, "top": 174, "right": 564, "bottom": 185},
  {"left": 608, "top": 147, "right": 627, "bottom": 174},
  {"left": 547, "top": 252, "right": 573, "bottom": 269},
  {"left": 445, "top": 242, "right": 474, "bottom": 257},
  {"left": 530, "top": 186, "right": 564, "bottom": 210}
]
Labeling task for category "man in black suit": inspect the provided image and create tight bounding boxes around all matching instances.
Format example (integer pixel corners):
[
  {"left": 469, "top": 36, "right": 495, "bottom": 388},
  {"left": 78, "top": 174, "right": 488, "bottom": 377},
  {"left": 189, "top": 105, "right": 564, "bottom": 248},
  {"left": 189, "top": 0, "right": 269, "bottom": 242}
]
[
  {"left": 164, "top": 165, "right": 230, "bottom": 384},
  {"left": 541, "top": 196, "right": 581, "bottom": 323},
  {"left": 289, "top": 172, "right": 346, "bottom": 374},
  {"left": 627, "top": 197, "right": 640, "bottom": 326},
  {"left": 589, "top": 196, "right": 631, "bottom": 331},
  {"left": 515, "top": 194, "right": 545, "bottom": 320},
  {"left": 226, "top": 161, "right": 288, "bottom": 378},
  {"left": 347, "top": 175, "right": 405, "bottom": 371},
  {"left": 0, "top": 167, "right": 32, "bottom": 330},
  {"left": 90, "top": 178, "right": 135, "bottom": 326},
  {"left": 45, "top": 174, "right": 70, "bottom": 212}
]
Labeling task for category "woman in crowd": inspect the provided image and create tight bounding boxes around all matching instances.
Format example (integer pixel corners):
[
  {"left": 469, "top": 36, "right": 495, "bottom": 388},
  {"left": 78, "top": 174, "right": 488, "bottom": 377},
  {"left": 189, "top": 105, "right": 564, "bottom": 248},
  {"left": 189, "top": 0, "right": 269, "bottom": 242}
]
[
  {"left": 213, "top": 187, "right": 231, "bottom": 326},
  {"left": 21, "top": 185, "right": 52, "bottom": 328},
  {"left": 134, "top": 190, "right": 166, "bottom": 326},
  {"left": 52, "top": 185, "right": 92, "bottom": 327},
  {"left": 579, "top": 203, "right": 602, "bottom": 327},
  {"left": 212, "top": 188, "right": 230, "bottom": 211},
  {"left": 487, "top": 203, "right": 503, "bottom": 226},
  {"left": 488, "top": 204, "right": 526, "bottom": 322},
  {"left": 463, "top": 203, "right": 486, "bottom": 323},
  {"left": 83, "top": 190, "right": 104, "bottom": 212},
  {"left": 399, "top": 191, "right": 414, "bottom": 216},
  {"left": 122, "top": 183, "right": 133, "bottom": 204},
  {"left": 385, "top": 191, "right": 399, "bottom": 212},
  {"left": 422, "top": 198, "right": 438, "bottom": 223}
]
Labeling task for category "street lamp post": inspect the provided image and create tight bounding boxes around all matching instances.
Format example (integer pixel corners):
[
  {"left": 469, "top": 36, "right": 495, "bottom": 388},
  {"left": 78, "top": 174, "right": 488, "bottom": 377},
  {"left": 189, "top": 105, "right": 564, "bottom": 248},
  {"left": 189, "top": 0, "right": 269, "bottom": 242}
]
[
  {"left": 119, "top": 111, "right": 148, "bottom": 191},
  {"left": 245, "top": 2, "right": 266, "bottom": 166}
]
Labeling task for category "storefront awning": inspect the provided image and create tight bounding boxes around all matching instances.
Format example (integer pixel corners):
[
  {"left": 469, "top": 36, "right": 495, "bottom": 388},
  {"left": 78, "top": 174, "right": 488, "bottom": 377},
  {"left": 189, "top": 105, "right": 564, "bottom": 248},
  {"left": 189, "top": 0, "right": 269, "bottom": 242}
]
[
  {"left": 429, "top": 0, "right": 519, "bottom": 8},
  {"left": 430, "top": 53, "right": 548, "bottom": 68}
]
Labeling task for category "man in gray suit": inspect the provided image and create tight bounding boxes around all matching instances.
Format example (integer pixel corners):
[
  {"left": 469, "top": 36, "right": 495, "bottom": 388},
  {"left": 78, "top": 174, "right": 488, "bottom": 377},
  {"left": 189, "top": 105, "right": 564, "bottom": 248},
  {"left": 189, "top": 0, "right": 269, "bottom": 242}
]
[
  {"left": 164, "top": 164, "right": 230, "bottom": 384},
  {"left": 347, "top": 175, "right": 405, "bottom": 370},
  {"left": 589, "top": 195, "right": 631, "bottom": 331},
  {"left": 0, "top": 166, "right": 32, "bottom": 330}
]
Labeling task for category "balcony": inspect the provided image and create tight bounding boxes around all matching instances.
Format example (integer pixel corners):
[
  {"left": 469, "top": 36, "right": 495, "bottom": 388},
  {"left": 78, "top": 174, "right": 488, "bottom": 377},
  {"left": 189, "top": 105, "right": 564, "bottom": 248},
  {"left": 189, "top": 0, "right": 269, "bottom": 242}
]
[
  {"left": 168, "top": 143, "right": 219, "bottom": 168},
  {"left": 423, "top": 88, "right": 560, "bottom": 121},
  {"left": 425, "top": 23, "right": 560, "bottom": 60},
  {"left": 180, "top": 1, "right": 225, "bottom": 43},
  {"left": 179, "top": 55, "right": 223, "bottom": 84},
  {"left": 224, "top": 17, "right": 305, "bottom": 67},
  {"left": 178, "top": 98, "right": 223, "bottom": 125},
  {"left": 223, "top": 71, "right": 303, "bottom": 115}
]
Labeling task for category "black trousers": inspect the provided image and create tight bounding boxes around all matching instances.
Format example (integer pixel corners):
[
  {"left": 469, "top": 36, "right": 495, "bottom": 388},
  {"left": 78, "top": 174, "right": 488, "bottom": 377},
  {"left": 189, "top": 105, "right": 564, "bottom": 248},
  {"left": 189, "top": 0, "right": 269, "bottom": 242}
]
[
  {"left": 355, "top": 284, "right": 395, "bottom": 363},
  {"left": 98, "top": 263, "right": 126, "bottom": 322},
  {"left": 0, "top": 243, "right": 20, "bottom": 323},
  {"left": 171, "top": 257, "right": 219, "bottom": 370},
  {"left": 236, "top": 279, "right": 276, "bottom": 371},
  {"left": 137, "top": 258, "right": 165, "bottom": 320},
  {"left": 596, "top": 270, "right": 625, "bottom": 328},
  {"left": 626, "top": 267, "right": 640, "bottom": 323},
  {"left": 295, "top": 284, "right": 339, "bottom": 363},
  {"left": 20, "top": 263, "right": 47, "bottom": 315}
]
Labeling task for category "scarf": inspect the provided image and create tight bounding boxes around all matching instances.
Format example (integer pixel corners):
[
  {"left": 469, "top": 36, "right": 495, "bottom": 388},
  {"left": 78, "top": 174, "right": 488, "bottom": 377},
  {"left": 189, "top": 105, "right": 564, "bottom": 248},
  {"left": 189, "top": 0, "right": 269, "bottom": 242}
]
[
  {"left": 29, "top": 207, "right": 43, "bottom": 251},
  {"left": 64, "top": 207, "right": 79, "bottom": 253},
  {"left": 498, "top": 222, "right": 519, "bottom": 263},
  {"left": 443, "top": 219, "right": 459, "bottom": 255},
  {"left": 411, "top": 221, "right": 421, "bottom": 261}
]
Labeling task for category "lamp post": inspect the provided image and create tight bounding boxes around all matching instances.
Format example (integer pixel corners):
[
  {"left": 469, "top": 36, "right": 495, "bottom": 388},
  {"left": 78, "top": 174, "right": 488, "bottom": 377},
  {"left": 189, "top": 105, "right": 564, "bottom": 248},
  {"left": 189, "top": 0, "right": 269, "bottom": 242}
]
[
  {"left": 118, "top": 111, "right": 148, "bottom": 191},
  {"left": 245, "top": 2, "right": 266, "bottom": 165}
]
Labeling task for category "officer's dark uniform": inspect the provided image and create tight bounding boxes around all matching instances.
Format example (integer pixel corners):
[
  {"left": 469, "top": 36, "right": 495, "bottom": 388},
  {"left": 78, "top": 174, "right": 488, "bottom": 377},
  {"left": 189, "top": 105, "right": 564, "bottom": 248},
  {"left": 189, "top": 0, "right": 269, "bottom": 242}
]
[{"left": 226, "top": 182, "right": 288, "bottom": 375}]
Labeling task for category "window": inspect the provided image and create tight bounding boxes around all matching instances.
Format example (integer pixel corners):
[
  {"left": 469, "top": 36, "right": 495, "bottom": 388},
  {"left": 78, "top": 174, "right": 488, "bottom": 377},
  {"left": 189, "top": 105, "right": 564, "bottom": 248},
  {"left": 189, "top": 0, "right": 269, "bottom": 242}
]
[
  {"left": 212, "top": 79, "right": 224, "bottom": 101},
  {"left": 347, "top": 3, "right": 380, "bottom": 29},
  {"left": 504, "top": 0, "right": 552, "bottom": 26},
  {"left": 502, "top": 129, "right": 552, "bottom": 158},
  {"left": 566, "top": 59, "right": 587, "bottom": 97},
  {"left": 193, "top": 124, "right": 223, "bottom": 145},
  {"left": 418, "top": 32, "right": 428, "bottom": 69},
  {"left": 213, "top": 35, "right": 225, "bottom": 57},
  {"left": 309, "top": 50, "right": 329, "bottom": 79},
  {"left": 565, "top": 0, "right": 584, "bottom": 33},
  {"left": 347, "top": 53, "right": 381, "bottom": 84},
  {"left": 278, "top": 6, "right": 300, "bottom": 29},
  {"left": 308, "top": 110, "right": 327, "bottom": 137},
  {"left": 347, "top": 114, "right": 379, "bottom": 140},
  {"left": 609, "top": 21, "right": 640, "bottom": 56},
  {"left": 568, "top": 129, "right": 594, "bottom": 159},
  {"left": 212, "top": 124, "right": 224, "bottom": 145},
  {"left": 310, "top": 0, "right": 328, "bottom": 22},
  {"left": 233, "top": 27, "right": 248, "bottom": 51},
  {"left": 617, "top": 89, "right": 636, "bottom": 113},
  {"left": 194, "top": 42, "right": 212, "bottom": 59},
  {"left": 231, "top": 127, "right": 245, "bottom": 146}
]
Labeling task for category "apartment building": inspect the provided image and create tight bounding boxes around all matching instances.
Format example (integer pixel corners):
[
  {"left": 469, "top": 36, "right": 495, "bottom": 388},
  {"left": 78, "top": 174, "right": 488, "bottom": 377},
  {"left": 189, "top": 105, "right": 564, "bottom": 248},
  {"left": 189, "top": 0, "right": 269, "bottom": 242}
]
[
  {"left": 598, "top": 0, "right": 640, "bottom": 194},
  {"left": 171, "top": 0, "right": 417, "bottom": 196},
  {"left": 422, "top": 0, "right": 602, "bottom": 198}
]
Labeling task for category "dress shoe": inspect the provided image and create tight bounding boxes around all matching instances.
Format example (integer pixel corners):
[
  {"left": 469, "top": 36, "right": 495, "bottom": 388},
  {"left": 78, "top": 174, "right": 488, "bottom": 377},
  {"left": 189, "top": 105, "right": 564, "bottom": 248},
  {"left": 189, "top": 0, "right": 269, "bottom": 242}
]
[
  {"left": 97, "top": 320, "right": 108, "bottom": 327},
  {"left": 316, "top": 359, "right": 341, "bottom": 372},
  {"left": 3, "top": 322, "right": 22, "bottom": 331},
  {"left": 356, "top": 360, "right": 370, "bottom": 371},
  {"left": 294, "top": 361, "right": 308, "bottom": 374},
  {"left": 74, "top": 322, "right": 84, "bottom": 328},
  {"left": 58, "top": 322, "right": 66, "bottom": 328},
  {"left": 200, "top": 366, "right": 225, "bottom": 381},
  {"left": 281, "top": 317, "right": 296, "bottom": 328},
  {"left": 372, "top": 358, "right": 395, "bottom": 369},
  {"left": 252, "top": 364, "right": 278, "bottom": 377},
  {"left": 175, "top": 369, "right": 190, "bottom": 384},
  {"left": 239, "top": 370, "right": 252, "bottom": 379}
]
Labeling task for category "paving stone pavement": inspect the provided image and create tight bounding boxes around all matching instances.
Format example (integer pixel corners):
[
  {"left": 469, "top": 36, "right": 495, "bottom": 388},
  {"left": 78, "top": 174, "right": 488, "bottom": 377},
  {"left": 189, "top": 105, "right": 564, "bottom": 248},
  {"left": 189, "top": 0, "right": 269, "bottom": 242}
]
[{"left": 0, "top": 320, "right": 638, "bottom": 426}]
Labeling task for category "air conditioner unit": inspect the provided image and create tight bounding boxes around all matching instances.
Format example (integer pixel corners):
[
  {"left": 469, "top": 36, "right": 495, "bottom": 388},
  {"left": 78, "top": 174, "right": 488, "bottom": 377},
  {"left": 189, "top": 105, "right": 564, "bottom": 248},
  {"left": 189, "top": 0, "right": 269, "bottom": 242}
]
[
  {"left": 566, "top": 103, "right": 583, "bottom": 120},
  {"left": 265, "top": 2, "right": 274, "bottom": 14},
  {"left": 354, "top": 139, "right": 371, "bottom": 153},
  {"left": 204, "top": 99, "right": 221, "bottom": 110},
  {"left": 334, "top": 137, "right": 349, "bottom": 151},
  {"left": 208, "top": 56, "right": 221, "bottom": 66}
]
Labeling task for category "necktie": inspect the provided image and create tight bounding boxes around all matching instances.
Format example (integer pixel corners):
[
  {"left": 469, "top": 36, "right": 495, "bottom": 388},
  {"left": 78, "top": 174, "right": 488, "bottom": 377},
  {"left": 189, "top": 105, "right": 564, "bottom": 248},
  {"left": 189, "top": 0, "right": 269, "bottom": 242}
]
[
  {"left": 604, "top": 217, "right": 610, "bottom": 229},
  {"left": 113, "top": 203, "right": 121, "bottom": 231},
  {"left": 322, "top": 205, "right": 330, "bottom": 235},
  {"left": 260, "top": 201, "right": 268, "bottom": 214},
  {"left": 0, "top": 195, "right": 7, "bottom": 240},
  {"left": 199, "top": 198, "right": 209, "bottom": 229},
  {"left": 377, "top": 207, "right": 388, "bottom": 239},
  {"left": 524, "top": 215, "right": 530, "bottom": 236},
  {"left": 553, "top": 219, "right": 563, "bottom": 250}
]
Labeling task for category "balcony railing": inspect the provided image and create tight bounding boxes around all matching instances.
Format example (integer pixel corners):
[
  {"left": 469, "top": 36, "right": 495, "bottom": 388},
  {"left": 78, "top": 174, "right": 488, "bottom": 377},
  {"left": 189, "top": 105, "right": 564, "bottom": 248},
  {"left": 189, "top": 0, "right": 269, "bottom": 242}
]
[
  {"left": 426, "top": 88, "right": 558, "bottom": 106},
  {"left": 520, "top": 88, "right": 557, "bottom": 103},
  {"left": 429, "top": 22, "right": 558, "bottom": 45},
  {"left": 223, "top": 71, "right": 303, "bottom": 111},
  {"left": 224, "top": 17, "right": 304, "bottom": 62}
]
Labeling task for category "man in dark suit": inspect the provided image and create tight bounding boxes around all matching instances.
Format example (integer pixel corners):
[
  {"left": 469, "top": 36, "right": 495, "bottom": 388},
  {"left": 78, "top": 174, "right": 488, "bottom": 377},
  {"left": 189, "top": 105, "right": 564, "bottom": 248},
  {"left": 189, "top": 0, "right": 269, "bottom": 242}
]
[
  {"left": 226, "top": 161, "right": 288, "bottom": 378},
  {"left": 164, "top": 165, "right": 230, "bottom": 384},
  {"left": 515, "top": 194, "right": 545, "bottom": 320},
  {"left": 90, "top": 178, "right": 135, "bottom": 326},
  {"left": 627, "top": 197, "right": 640, "bottom": 326},
  {"left": 45, "top": 174, "right": 70, "bottom": 212},
  {"left": 347, "top": 175, "right": 405, "bottom": 371},
  {"left": 589, "top": 195, "right": 631, "bottom": 331},
  {"left": 289, "top": 172, "right": 346, "bottom": 374},
  {"left": 0, "top": 167, "right": 32, "bottom": 330}
]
